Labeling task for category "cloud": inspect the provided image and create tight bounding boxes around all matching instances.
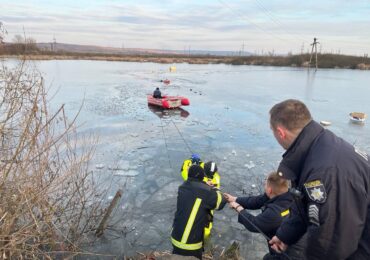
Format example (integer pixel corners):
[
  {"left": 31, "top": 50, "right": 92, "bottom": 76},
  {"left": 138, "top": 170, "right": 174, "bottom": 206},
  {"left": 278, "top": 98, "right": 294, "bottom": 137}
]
[{"left": 0, "top": 0, "right": 369, "bottom": 55}]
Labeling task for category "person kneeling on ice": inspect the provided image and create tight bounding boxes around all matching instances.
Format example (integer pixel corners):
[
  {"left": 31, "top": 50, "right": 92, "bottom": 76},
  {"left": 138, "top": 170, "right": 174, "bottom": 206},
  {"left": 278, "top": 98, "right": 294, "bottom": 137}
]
[
  {"left": 224, "top": 171, "right": 306, "bottom": 260},
  {"left": 180, "top": 154, "right": 203, "bottom": 180},
  {"left": 181, "top": 155, "right": 221, "bottom": 188},
  {"left": 171, "top": 164, "right": 227, "bottom": 259}
]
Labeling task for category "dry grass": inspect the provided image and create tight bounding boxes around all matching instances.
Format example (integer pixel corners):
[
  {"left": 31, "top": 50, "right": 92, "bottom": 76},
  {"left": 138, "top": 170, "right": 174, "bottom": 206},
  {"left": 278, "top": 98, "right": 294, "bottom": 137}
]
[{"left": 0, "top": 59, "right": 105, "bottom": 258}]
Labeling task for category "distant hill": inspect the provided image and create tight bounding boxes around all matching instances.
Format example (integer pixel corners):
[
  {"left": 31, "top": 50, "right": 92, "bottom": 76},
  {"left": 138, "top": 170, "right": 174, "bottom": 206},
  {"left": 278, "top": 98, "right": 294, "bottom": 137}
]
[
  {"left": 36, "top": 42, "right": 251, "bottom": 57},
  {"left": 2, "top": 42, "right": 369, "bottom": 69}
]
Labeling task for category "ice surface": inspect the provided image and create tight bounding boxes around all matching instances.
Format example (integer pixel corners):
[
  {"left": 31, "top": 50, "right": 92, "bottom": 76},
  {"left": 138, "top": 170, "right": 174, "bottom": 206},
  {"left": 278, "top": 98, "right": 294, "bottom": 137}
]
[{"left": 36, "top": 60, "right": 370, "bottom": 258}]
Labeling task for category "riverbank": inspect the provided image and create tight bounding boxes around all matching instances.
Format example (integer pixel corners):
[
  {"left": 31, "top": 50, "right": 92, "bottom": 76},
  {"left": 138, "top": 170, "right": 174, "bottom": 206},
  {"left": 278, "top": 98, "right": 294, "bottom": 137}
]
[{"left": 2, "top": 52, "right": 370, "bottom": 70}]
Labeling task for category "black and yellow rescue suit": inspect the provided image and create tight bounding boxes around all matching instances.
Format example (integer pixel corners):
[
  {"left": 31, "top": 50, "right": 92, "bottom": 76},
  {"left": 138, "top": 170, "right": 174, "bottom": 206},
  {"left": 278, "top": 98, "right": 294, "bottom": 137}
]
[
  {"left": 171, "top": 178, "right": 226, "bottom": 259},
  {"left": 180, "top": 159, "right": 221, "bottom": 239}
]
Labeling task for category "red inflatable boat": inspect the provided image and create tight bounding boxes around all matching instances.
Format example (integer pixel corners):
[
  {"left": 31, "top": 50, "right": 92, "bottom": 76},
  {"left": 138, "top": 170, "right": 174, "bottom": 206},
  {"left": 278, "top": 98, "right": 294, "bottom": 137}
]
[{"left": 147, "top": 95, "right": 190, "bottom": 109}]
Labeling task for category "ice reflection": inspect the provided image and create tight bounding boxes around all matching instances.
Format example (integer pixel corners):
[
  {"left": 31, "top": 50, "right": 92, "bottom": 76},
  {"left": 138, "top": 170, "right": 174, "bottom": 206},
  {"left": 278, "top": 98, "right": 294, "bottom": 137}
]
[{"left": 148, "top": 104, "right": 190, "bottom": 119}]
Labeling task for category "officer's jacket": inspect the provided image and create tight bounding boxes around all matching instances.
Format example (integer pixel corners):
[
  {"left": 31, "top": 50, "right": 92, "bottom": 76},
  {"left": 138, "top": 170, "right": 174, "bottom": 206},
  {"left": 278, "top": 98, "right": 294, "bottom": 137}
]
[
  {"left": 276, "top": 120, "right": 370, "bottom": 260},
  {"left": 171, "top": 179, "right": 226, "bottom": 251},
  {"left": 236, "top": 192, "right": 292, "bottom": 239}
]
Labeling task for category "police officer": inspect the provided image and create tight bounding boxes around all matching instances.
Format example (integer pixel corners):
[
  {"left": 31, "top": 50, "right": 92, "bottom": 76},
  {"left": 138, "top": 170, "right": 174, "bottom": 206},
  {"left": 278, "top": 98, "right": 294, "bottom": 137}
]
[
  {"left": 225, "top": 171, "right": 306, "bottom": 260},
  {"left": 268, "top": 99, "right": 370, "bottom": 259},
  {"left": 171, "top": 165, "right": 226, "bottom": 259}
]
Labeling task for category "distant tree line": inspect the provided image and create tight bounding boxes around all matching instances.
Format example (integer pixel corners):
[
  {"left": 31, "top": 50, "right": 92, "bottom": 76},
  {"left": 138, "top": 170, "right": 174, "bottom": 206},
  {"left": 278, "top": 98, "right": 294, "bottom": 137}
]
[
  {"left": 0, "top": 34, "right": 39, "bottom": 54},
  {"left": 0, "top": 23, "right": 368, "bottom": 70},
  {"left": 228, "top": 53, "right": 370, "bottom": 69}
]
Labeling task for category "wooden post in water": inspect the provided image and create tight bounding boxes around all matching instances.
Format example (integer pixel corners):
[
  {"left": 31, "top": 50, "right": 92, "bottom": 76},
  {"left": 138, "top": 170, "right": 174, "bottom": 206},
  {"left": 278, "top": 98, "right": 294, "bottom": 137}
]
[{"left": 96, "top": 189, "right": 123, "bottom": 237}]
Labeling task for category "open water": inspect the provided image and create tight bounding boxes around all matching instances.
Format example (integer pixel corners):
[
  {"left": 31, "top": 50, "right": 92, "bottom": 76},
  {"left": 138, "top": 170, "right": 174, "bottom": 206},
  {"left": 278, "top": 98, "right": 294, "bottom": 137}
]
[{"left": 25, "top": 60, "right": 370, "bottom": 258}]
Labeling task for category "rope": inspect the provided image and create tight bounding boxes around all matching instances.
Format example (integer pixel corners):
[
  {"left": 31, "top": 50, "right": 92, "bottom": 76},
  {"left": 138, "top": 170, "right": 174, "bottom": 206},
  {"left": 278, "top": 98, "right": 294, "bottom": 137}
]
[
  {"left": 237, "top": 210, "right": 292, "bottom": 260},
  {"left": 159, "top": 117, "right": 173, "bottom": 169},
  {"left": 170, "top": 118, "right": 193, "bottom": 155},
  {"left": 156, "top": 110, "right": 194, "bottom": 170}
]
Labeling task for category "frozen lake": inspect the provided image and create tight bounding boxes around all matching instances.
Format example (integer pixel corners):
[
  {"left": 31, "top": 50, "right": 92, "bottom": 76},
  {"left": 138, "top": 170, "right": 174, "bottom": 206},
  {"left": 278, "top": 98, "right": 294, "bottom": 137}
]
[{"left": 29, "top": 60, "right": 370, "bottom": 258}]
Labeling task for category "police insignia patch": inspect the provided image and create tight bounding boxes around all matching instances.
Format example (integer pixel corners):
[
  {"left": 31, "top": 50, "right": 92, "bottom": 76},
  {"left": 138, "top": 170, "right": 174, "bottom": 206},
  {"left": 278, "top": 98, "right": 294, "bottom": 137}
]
[{"left": 304, "top": 180, "right": 327, "bottom": 204}]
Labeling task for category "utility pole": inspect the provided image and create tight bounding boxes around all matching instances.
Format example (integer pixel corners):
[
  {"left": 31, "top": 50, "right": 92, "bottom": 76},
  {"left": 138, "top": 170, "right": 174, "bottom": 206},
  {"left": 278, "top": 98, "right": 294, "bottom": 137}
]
[
  {"left": 241, "top": 42, "right": 245, "bottom": 56},
  {"left": 301, "top": 42, "right": 304, "bottom": 55},
  {"left": 309, "top": 37, "right": 319, "bottom": 69},
  {"left": 52, "top": 35, "right": 56, "bottom": 52}
]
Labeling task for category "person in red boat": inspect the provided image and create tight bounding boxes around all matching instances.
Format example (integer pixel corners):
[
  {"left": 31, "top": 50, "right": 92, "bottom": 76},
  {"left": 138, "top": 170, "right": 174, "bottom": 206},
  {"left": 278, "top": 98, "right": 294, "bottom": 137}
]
[{"left": 153, "top": 87, "right": 162, "bottom": 98}]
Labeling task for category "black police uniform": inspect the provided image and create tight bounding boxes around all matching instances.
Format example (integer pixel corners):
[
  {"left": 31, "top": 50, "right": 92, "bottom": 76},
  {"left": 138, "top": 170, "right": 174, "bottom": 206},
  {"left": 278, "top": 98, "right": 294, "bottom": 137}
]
[
  {"left": 171, "top": 179, "right": 226, "bottom": 259},
  {"left": 237, "top": 192, "right": 306, "bottom": 260},
  {"left": 276, "top": 120, "right": 370, "bottom": 260},
  {"left": 237, "top": 193, "right": 291, "bottom": 238}
]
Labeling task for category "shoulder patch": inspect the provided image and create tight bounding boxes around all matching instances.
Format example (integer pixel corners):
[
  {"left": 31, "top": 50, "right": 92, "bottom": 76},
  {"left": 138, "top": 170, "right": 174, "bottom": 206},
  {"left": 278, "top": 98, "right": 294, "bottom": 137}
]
[
  {"left": 304, "top": 180, "right": 327, "bottom": 204},
  {"left": 280, "top": 209, "right": 290, "bottom": 217},
  {"left": 308, "top": 204, "right": 320, "bottom": 226}
]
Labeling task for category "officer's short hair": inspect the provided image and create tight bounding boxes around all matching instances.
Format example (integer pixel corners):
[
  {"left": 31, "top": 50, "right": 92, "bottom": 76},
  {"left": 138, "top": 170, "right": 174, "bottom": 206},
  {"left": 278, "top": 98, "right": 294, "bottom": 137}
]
[
  {"left": 266, "top": 171, "right": 289, "bottom": 194},
  {"left": 269, "top": 99, "right": 312, "bottom": 131}
]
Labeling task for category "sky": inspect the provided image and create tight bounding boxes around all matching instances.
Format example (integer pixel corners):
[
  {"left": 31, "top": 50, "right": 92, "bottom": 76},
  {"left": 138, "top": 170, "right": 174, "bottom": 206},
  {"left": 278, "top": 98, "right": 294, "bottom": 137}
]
[{"left": 1, "top": 0, "right": 370, "bottom": 55}]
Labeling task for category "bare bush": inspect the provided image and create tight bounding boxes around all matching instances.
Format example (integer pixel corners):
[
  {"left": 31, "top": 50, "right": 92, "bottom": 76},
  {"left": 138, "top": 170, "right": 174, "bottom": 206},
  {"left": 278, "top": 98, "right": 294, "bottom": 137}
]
[
  {"left": 0, "top": 60, "right": 103, "bottom": 258},
  {"left": 0, "top": 22, "right": 6, "bottom": 39}
]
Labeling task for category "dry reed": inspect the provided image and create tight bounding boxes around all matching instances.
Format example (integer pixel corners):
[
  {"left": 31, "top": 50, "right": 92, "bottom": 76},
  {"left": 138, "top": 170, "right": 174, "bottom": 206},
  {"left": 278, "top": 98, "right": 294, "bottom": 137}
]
[{"left": 0, "top": 58, "right": 104, "bottom": 258}]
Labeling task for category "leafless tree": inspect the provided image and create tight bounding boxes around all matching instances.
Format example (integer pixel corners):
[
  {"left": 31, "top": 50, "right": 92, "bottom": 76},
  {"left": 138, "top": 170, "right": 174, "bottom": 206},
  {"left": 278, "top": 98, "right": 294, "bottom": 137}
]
[{"left": 0, "top": 59, "right": 105, "bottom": 258}]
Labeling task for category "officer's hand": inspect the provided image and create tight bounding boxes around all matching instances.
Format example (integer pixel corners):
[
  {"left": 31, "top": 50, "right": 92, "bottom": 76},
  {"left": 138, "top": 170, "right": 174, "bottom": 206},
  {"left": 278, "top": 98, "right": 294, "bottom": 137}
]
[
  {"left": 269, "top": 236, "right": 288, "bottom": 253},
  {"left": 229, "top": 201, "right": 243, "bottom": 212},
  {"left": 224, "top": 193, "right": 236, "bottom": 202}
]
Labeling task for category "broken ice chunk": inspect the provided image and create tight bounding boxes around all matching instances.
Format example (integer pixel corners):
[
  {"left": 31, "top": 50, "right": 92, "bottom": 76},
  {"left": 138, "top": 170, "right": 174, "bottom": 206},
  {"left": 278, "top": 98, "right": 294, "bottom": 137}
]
[
  {"left": 95, "top": 164, "right": 105, "bottom": 169},
  {"left": 244, "top": 161, "right": 255, "bottom": 169}
]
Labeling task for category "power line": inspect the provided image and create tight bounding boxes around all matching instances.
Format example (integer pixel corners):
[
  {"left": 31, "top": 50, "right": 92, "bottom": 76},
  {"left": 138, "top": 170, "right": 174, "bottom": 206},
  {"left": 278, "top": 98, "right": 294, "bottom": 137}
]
[
  {"left": 251, "top": 1, "right": 369, "bottom": 55},
  {"left": 253, "top": 0, "right": 308, "bottom": 43},
  {"left": 217, "top": 0, "right": 287, "bottom": 43}
]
